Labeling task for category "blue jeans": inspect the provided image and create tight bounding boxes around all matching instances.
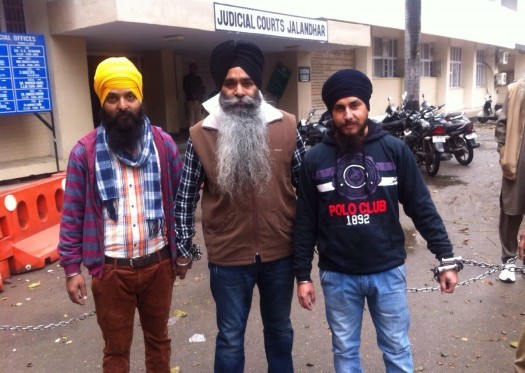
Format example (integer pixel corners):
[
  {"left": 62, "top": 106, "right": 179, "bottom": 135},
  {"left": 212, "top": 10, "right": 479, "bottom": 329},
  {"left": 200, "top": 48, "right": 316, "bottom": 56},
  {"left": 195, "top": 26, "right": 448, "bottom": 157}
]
[
  {"left": 209, "top": 255, "right": 295, "bottom": 373},
  {"left": 320, "top": 265, "right": 413, "bottom": 373}
]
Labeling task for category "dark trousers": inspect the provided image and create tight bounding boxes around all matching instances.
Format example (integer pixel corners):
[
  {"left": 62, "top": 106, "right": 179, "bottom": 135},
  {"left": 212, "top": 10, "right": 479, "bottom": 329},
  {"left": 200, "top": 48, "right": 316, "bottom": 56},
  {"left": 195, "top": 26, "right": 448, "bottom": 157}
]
[
  {"left": 209, "top": 255, "right": 295, "bottom": 373},
  {"left": 499, "top": 208, "right": 523, "bottom": 263},
  {"left": 92, "top": 257, "right": 175, "bottom": 373}
]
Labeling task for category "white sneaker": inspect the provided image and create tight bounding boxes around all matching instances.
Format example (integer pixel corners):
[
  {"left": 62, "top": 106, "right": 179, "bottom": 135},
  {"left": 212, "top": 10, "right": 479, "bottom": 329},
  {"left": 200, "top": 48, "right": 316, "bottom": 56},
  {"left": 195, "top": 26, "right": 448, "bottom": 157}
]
[{"left": 499, "top": 264, "right": 516, "bottom": 283}]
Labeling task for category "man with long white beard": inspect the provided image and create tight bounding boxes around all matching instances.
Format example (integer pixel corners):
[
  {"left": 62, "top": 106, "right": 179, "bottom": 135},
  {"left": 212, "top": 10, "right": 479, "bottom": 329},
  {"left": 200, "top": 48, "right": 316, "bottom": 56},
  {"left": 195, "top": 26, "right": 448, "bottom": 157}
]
[{"left": 174, "top": 39, "right": 306, "bottom": 373}]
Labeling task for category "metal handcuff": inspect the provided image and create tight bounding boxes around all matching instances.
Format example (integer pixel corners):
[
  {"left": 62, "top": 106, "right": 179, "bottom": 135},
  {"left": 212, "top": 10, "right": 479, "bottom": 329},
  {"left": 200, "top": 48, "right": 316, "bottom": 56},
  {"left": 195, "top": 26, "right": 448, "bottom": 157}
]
[
  {"left": 176, "top": 244, "right": 203, "bottom": 267},
  {"left": 432, "top": 256, "right": 463, "bottom": 281}
]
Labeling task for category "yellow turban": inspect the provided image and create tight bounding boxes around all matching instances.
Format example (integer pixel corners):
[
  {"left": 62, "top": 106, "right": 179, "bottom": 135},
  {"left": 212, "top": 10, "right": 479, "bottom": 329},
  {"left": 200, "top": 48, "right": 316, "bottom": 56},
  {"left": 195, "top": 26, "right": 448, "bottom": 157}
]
[{"left": 93, "top": 57, "right": 143, "bottom": 105}]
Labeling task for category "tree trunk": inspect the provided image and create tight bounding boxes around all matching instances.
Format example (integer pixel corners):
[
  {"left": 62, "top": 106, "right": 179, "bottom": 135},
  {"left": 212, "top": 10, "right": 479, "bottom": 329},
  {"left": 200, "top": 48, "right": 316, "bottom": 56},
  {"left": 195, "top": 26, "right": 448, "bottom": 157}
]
[{"left": 405, "top": 0, "right": 421, "bottom": 111}]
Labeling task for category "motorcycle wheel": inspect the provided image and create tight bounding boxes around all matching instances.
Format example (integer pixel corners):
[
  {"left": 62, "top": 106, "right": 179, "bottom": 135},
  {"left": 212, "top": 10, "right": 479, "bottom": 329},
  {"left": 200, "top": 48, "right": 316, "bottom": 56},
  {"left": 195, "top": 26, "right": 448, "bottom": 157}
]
[
  {"left": 425, "top": 148, "right": 441, "bottom": 177},
  {"left": 453, "top": 137, "right": 474, "bottom": 165},
  {"left": 477, "top": 116, "right": 489, "bottom": 123}
]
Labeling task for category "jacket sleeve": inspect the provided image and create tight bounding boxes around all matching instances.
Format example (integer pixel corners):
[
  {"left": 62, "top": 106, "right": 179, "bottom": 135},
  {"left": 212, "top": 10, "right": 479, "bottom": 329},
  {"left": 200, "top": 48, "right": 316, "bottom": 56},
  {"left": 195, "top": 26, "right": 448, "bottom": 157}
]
[
  {"left": 293, "top": 154, "right": 319, "bottom": 282},
  {"left": 290, "top": 130, "right": 306, "bottom": 191},
  {"left": 396, "top": 141, "right": 454, "bottom": 260},
  {"left": 174, "top": 139, "right": 204, "bottom": 258},
  {"left": 57, "top": 144, "right": 88, "bottom": 276}
]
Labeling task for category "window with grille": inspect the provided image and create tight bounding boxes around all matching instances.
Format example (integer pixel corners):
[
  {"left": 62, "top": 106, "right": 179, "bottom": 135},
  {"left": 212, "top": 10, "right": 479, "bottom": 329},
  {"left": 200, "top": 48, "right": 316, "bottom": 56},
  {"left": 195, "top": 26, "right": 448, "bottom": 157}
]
[
  {"left": 2, "top": 0, "right": 26, "bottom": 33},
  {"left": 420, "top": 43, "right": 434, "bottom": 77},
  {"left": 476, "top": 50, "right": 485, "bottom": 87},
  {"left": 373, "top": 37, "right": 399, "bottom": 77},
  {"left": 449, "top": 47, "right": 462, "bottom": 88}
]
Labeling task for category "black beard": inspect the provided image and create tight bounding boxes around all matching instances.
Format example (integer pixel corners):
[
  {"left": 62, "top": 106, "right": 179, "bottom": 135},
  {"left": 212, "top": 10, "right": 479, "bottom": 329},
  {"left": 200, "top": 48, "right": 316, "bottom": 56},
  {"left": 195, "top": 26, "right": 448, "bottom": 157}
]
[
  {"left": 335, "top": 122, "right": 367, "bottom": 154},
  {"left": 100, "top": 108, "right": 145, "bottom": 155}
]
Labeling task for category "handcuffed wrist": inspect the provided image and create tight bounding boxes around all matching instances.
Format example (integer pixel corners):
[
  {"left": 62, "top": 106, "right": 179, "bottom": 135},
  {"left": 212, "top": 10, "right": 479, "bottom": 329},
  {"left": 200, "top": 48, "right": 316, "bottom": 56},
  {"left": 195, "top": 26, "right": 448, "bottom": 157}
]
[
  {"left": 176, "top": 258, "right": 192, "bottom": 267},
  {"left": 433, "top": 256, "right": 463, "bottom": 280},
  {"left": 66, "top": 272, "right": 81, "bottom": 278},
  {"left": 297, "top": 280, "right": 313, "bottom": 285}
]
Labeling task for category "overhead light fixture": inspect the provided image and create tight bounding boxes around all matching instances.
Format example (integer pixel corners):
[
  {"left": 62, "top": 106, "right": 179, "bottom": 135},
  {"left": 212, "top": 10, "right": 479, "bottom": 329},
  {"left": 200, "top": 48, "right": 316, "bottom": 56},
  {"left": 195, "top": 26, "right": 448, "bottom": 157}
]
[{"left": 163, "top": 34, "right": 185, "bottom": 41}]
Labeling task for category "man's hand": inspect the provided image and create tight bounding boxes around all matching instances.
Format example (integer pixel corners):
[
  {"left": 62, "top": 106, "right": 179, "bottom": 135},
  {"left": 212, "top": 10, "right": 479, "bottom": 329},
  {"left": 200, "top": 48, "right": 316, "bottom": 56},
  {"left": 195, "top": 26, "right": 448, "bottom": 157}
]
[
  {"left": 297, "top": 282, "right": 316, "bottom": 310},
  {"left": 66, "top": 273, "right": 87, "bottom": 305},
  {"left": 439, "top": 270, "right": 458, "bottom": 294},
  {"left": 175, "top": 258, "right": 193, "bottom": 280}
]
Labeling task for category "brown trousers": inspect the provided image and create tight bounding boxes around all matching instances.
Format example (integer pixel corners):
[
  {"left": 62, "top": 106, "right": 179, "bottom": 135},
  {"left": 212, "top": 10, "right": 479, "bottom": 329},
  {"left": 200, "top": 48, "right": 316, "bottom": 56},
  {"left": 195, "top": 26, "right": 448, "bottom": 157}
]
[{"left": 92, "top": 257, "right": 175, "bottom": 373}]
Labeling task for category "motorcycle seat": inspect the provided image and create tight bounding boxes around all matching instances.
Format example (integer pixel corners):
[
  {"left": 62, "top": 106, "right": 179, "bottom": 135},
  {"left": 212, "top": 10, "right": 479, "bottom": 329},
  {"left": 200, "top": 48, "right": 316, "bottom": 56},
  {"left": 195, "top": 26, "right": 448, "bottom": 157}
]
[
  {"left": 448, "top": 111, "right": 464, "bottom": 118},
  {"left": 443, "top": 121, "right": 463, "bottom": 129}
]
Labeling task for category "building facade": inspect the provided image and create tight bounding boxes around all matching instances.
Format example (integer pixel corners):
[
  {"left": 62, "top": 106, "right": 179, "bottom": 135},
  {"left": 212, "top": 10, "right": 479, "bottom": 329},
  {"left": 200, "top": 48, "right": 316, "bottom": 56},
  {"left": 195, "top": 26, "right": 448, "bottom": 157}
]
[{"left": 0, "top": 0, "right": 524, "bottom": 181}]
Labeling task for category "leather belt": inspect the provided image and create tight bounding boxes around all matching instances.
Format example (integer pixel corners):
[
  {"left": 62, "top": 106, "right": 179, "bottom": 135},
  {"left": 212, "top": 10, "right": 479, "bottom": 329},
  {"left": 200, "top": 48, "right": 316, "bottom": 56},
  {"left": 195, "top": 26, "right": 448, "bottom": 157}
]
[{"left": 104, "top": 246, "right": 170, "bottom": 268}]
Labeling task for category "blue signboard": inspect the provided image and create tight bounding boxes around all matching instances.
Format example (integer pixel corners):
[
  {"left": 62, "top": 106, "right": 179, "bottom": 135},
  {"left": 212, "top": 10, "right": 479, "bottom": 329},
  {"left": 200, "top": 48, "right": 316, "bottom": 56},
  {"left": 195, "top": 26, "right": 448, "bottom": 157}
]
[{"left": 0, "top": 33, "right": 52, "bottom": 115}]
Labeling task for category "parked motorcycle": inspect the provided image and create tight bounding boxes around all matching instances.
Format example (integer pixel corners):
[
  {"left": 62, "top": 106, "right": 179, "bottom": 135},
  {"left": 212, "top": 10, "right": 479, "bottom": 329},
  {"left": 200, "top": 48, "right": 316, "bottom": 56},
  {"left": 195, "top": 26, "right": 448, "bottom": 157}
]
[
  {"left": 421, "top": 94, "right": 478, "bottom": 165},
  {"left": 403, "top": 106, "right": 447, "bottom": 177},
  {"left": 442, "top": 115, "right": 475, "bottom": 165},
  {"left": 380, "top": 94, "right": 408, "bottom": 140},
  {"left": 477, "top": 94, "right": 502, "bottom": 123},
  {"left": 297, "top": 109, "right": 329, "bottom": 148}
]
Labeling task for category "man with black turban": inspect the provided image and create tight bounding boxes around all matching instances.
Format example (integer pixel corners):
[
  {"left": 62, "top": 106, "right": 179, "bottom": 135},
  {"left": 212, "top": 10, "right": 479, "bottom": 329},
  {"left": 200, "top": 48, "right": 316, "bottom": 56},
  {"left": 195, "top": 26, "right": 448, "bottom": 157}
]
[
  {"left": 175, "top": 39, "right": 305, "bottom": 372},
  {"left": 58, "top": 57, "right": 184, "bottom": 372},
  {"left": 293, "top": 69, "right": 459, "bottom": 372}
]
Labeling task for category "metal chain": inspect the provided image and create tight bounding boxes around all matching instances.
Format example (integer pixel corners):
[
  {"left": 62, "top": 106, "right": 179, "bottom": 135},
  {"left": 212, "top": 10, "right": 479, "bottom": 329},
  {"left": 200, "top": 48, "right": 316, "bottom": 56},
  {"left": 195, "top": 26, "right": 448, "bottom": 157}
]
[
  {"left": 0, "top": 310, "right": 96, "bottom": 332},
  {"left": 0, "top": 259, "right": 520, "bottom": 329},
  {"left": 408, "top": 258, "right": 514, "bottom": 293},
  {"left": 2, "top": 246, "right": 202, "bottom": 332}
]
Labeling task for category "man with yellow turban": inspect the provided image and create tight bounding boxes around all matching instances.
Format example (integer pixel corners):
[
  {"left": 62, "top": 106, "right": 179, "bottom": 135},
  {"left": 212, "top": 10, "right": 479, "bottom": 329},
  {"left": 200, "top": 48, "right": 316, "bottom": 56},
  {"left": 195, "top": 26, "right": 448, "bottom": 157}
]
[{"left": 58, "top": 57, "right": 188, "bottom": 373}]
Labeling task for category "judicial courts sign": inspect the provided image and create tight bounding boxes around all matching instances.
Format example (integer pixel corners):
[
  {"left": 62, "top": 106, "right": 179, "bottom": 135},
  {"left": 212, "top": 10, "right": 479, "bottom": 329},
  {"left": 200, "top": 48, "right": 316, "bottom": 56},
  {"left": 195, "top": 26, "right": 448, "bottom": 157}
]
[{"left": 214, "top": 3, "right": 328, "bottom": 42}]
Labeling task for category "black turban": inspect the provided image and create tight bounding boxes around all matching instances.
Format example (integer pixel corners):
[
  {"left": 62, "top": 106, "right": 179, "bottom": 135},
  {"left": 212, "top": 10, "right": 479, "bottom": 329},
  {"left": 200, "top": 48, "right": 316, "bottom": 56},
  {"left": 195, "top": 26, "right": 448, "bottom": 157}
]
[
  {"left": 322, "top": 69, "right": 373, "bottom": 112},
  {"left": 210, "top": 39, "right": 265, "bottom": 90}
]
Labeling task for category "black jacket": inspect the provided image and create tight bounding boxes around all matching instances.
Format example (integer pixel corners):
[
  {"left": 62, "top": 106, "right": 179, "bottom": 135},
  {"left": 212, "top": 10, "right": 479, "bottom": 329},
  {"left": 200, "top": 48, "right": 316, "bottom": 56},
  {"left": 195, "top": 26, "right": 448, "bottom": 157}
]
[{"left": 293, "top": 120, "right": 454, "bottom": 281}]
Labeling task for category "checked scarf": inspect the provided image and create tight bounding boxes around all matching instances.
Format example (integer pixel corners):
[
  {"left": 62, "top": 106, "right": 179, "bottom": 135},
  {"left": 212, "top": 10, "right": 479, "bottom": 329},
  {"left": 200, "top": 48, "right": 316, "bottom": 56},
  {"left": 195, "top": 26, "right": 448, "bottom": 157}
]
[{"left": 95, "top": 117, "right": 164, "bottom": 237}]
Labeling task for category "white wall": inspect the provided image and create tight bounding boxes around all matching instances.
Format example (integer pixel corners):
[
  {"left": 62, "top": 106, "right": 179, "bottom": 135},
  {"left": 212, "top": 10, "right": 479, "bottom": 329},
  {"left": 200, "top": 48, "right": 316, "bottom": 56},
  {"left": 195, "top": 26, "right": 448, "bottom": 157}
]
[{"left": 221, "top": 0, "right": 523, "bottom": 49}]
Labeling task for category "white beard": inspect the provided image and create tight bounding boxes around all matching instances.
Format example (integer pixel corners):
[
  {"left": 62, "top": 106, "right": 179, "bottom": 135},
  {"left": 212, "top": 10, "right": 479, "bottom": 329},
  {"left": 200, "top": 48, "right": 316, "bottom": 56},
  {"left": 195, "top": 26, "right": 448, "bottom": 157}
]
[{"left": 216, "top": 92, "right": 271, "bottom": 200}]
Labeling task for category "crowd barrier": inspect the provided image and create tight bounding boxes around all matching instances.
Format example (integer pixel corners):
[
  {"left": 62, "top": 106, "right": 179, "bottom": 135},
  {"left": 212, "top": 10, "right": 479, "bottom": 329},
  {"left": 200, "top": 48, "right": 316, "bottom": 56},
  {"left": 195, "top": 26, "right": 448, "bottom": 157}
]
[{"left": 0, "top": 172, "right": 66, "bottom": 292}]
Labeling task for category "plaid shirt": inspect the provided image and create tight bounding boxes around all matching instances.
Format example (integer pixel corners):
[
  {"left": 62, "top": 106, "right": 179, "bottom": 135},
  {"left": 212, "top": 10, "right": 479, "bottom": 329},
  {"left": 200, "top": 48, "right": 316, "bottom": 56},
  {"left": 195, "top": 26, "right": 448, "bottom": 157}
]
[
  {"left": 174, "top": 131, "right": 306, "bottom": 258},
  {"left": 103, "top": 152, "right": 166, "bottom": 258}
]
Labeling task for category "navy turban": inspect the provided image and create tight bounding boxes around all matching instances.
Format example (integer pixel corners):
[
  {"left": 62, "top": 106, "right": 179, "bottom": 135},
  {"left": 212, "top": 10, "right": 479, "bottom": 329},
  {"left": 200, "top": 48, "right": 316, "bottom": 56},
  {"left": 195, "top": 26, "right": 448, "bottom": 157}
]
[
  {"left": 210, "top": 39, "right": 265, "bottom": 90},
  {"left": 322, "top": 69, "right": 373, "bottom": 112}
]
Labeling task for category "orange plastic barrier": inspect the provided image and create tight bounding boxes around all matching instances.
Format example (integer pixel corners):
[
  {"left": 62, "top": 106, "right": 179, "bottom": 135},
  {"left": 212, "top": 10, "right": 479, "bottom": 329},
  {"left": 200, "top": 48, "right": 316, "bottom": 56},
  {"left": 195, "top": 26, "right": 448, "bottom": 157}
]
[{"left": 0, "top": 171, "right": 66, "bottom": 291}]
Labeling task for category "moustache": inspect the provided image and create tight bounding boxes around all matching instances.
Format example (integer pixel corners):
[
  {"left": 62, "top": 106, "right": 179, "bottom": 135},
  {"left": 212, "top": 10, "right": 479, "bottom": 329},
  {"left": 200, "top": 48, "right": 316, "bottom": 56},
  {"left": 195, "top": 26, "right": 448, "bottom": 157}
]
[
  {"left": 220, "top": 95, "right": 259, "bottom": 109},
  {"left": 113, "top": 110, "right": 135, "bottom": 120}
]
